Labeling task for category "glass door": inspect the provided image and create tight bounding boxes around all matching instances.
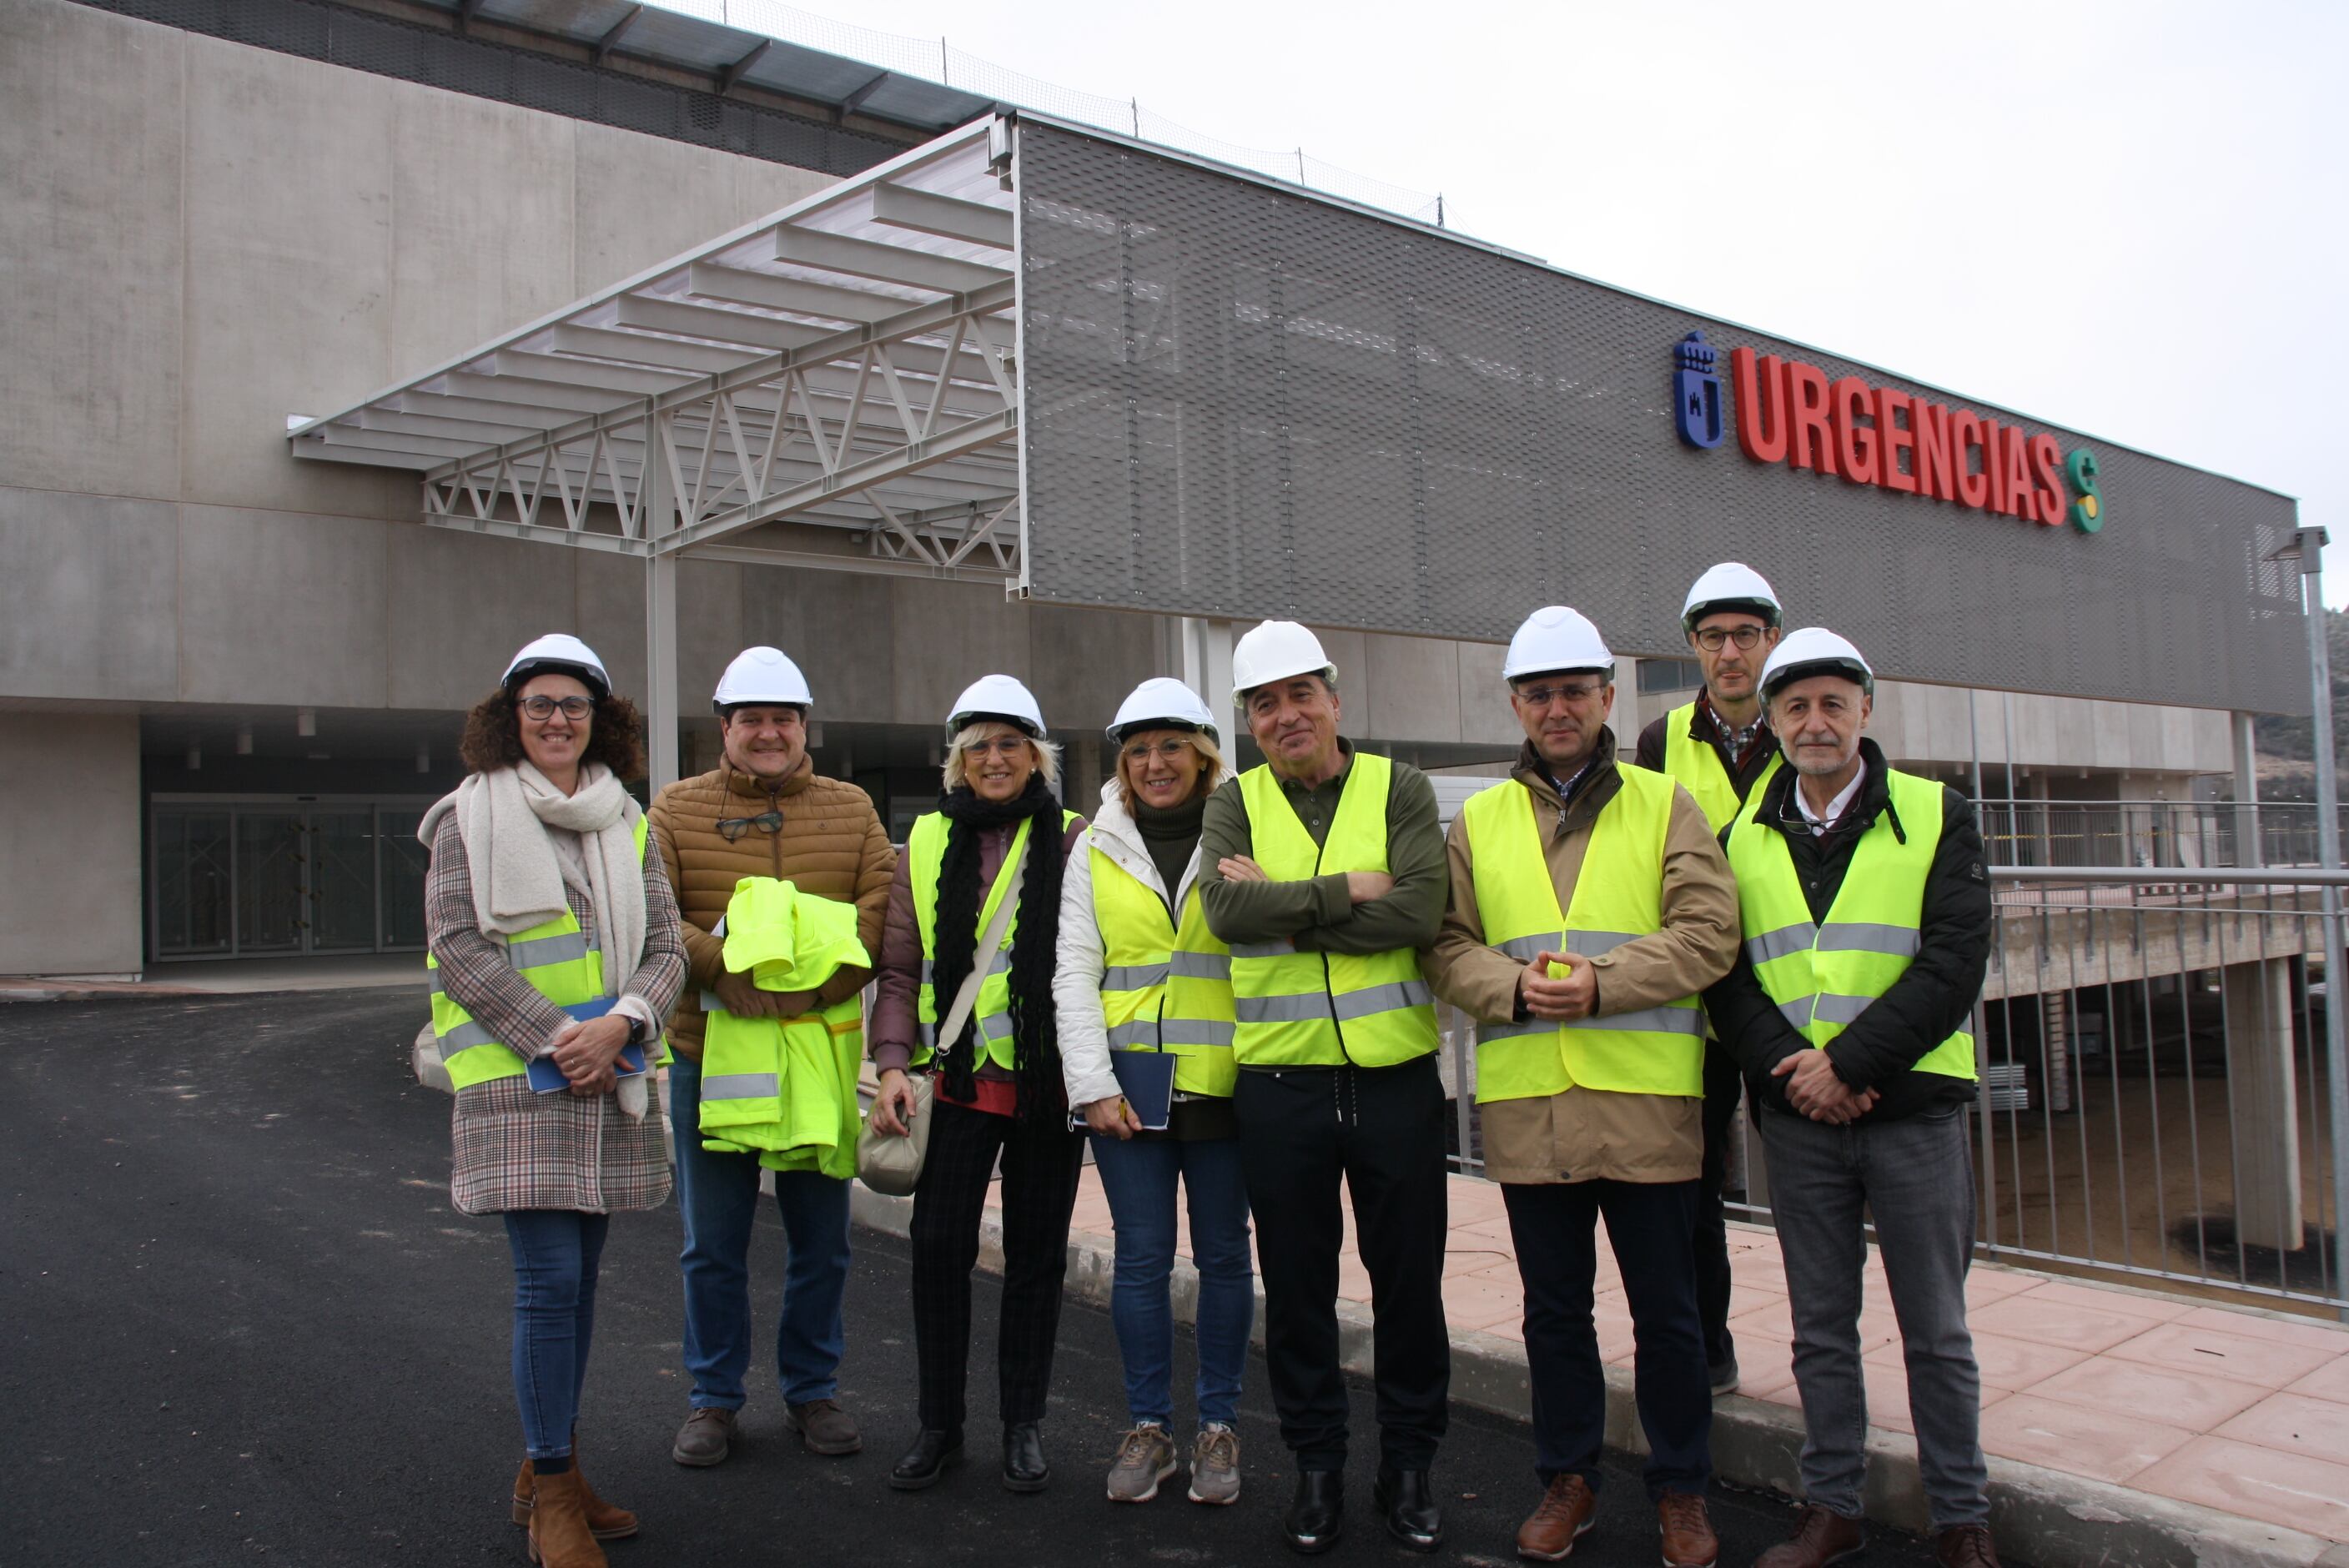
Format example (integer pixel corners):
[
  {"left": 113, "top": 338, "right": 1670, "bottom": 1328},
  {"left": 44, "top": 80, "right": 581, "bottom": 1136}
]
[
  {"left": 235, "top": 811, "right": 308, "bottom": 953},
  {"left": 153, "top": 809, "right": 234, "bottom": 957},
  {"left": 309, "top": 811, "right": 379, "bottom": 952}
]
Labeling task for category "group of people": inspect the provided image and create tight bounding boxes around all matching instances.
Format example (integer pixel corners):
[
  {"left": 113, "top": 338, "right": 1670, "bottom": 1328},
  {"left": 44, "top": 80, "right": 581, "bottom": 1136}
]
[{"left": 420, "top": 559, "right": 1999, "bottom": 1568}]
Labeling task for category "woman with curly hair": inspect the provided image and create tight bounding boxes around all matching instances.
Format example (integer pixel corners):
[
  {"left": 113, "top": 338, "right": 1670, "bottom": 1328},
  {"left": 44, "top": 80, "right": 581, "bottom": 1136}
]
[
  {"left": 418, "top": 633, "right": 687, "bottom": 1568},
  {"left": 867, "top": 674, "right": 1087, "bottom": 1495}
]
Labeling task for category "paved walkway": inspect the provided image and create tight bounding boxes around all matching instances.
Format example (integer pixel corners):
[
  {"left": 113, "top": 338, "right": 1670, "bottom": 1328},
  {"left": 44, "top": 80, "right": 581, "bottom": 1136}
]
[
  {"left": 977, "top": 1164, "right": 2349, "bottom": 1557},
  {"left": 0, "top": 953, "right": 418, "bottom": 999}
]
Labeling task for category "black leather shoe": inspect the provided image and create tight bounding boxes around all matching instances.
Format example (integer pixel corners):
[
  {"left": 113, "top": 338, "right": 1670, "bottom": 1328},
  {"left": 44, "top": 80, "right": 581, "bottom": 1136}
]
[
  {"left": 1002, "top": 1420, "right": 1049, "bottom": 1493},
  {"left": 1283, "top": 1470, "right": 1346, "bottom": 1555},
  {"left": 1376, "top": 1465, "right": 1444, "bottom": 1553},
  {"left": 887, "top": 1428, "right": 962, "bottom": 1491}
]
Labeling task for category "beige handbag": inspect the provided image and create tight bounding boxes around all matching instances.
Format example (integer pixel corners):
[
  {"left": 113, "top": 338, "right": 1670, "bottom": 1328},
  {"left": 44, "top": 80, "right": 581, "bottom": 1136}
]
[{"left": 857, "top": 842, "right": 1026, "bottom": 1196}]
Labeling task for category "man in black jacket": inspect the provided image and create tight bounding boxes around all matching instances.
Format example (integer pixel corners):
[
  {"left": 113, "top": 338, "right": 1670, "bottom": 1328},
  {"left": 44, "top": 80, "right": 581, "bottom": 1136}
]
[{"left": 1706, "top": 629, "right": 2001, "bottom": 1568}]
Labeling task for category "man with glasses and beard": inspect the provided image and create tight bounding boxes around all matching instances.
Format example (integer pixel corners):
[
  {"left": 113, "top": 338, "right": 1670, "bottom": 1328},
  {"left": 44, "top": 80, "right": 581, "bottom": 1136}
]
[
  {"left": 1634, "top": 561, "right": 1786, "bottom": 1401},
  {"left": 648, "top": 646, "right": 895, "bottom": 1469}
]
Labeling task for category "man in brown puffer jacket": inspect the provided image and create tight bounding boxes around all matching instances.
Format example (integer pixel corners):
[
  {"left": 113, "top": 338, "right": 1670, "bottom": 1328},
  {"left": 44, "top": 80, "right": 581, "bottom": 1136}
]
[{"left": 649, "top": 646, "right": 895, "bottom": 1470}]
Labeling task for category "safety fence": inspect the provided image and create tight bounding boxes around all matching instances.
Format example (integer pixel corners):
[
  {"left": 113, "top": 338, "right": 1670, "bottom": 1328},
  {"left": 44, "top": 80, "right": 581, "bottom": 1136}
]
[
  {"left": 1974, "top": 797, "right": 2349, "bottom": 872},
  {"left": 1439, "top": 865, "right": 2349, "bottom": 1318}
]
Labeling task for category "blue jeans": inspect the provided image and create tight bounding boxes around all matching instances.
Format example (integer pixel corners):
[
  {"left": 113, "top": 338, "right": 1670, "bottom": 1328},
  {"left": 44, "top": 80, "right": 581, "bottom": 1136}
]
[
  {"left": 1089, "top": 1132, "right": 1254, "bottom": 1429},
  {"left": 671, "top": 1057, "right": 853, "bottom": 1409},
  {"left": 502, "top": 1209, "right": 611, "bottom": 1460}
]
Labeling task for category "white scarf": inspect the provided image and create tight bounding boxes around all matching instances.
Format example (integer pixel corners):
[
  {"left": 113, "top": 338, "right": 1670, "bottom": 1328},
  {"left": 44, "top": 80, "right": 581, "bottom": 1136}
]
[{"left": 424, "top": 761, "right": 650, "bottom": 1115}]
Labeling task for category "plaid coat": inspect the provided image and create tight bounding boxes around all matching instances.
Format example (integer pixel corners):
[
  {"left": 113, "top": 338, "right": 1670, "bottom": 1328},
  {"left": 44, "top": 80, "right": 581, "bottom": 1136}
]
[{"left": 425, "top": 811, "right": 687, "bottom": 1215}]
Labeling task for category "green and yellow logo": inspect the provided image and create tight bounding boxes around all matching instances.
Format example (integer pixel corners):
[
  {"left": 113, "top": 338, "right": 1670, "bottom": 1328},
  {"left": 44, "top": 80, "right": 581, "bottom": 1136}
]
[{"left": 2065, "top": 449, "right": 2104, "bottom": 534}]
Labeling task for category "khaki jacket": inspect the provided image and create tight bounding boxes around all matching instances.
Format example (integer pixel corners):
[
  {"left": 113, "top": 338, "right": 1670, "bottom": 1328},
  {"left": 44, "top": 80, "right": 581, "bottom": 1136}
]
[
  {"left": 648, "top": 756, "right": 896, "bottom": 1060},
  {"left": 1424, "top": 731, "right": 1739, "bottom": 1184}
]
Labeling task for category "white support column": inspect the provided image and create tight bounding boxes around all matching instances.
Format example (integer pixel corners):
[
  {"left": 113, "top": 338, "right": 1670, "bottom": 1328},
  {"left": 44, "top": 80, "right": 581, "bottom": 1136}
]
[
  {"left": 645, "top": 553, "right": 680, "bottom": 793},
  {"left": 2231, "top": 711, "right": 2263, "bottom": 867},
  {"left": 1178, "top": 616, "right": 1235, "bottom": 717},
  {"left": 2223, "top": 957, "right": 2303, "bottom": 1253}
]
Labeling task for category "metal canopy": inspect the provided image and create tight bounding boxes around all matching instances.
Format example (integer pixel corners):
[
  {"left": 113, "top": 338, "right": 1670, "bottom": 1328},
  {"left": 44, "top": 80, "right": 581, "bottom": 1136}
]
[{"left": 291, "top": 121, "right": 1020, "bottom": 585}]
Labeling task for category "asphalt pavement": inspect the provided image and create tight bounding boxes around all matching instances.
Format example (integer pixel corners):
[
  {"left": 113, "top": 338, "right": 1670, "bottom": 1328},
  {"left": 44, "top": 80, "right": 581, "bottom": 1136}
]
[{"left": 2, "top": 988, "right": 1955, "bottom": 1567}]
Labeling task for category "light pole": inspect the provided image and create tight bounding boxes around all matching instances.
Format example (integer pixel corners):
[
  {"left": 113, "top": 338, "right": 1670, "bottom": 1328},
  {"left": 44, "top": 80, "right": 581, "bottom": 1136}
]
[{"left": 2271, "top": 525, "right": 2347, "bottom": 1315}]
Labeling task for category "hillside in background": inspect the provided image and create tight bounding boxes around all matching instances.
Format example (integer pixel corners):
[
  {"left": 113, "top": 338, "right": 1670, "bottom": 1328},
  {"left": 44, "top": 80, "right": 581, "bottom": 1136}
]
[{"left": 2251, "top": 607, "right": 2349, "bottom": 802}]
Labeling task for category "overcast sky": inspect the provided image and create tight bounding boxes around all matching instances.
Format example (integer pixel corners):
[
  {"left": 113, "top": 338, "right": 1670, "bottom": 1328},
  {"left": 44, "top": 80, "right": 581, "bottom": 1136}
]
[{"left": 701, "top": 0, "right": 2344, "bottom": 602}]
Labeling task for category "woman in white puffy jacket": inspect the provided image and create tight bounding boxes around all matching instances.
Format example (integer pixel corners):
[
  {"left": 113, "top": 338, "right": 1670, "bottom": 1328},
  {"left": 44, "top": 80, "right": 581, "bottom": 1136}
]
[{"left": 1055, "top": 677, "right": 1255, "bottom": 1510}]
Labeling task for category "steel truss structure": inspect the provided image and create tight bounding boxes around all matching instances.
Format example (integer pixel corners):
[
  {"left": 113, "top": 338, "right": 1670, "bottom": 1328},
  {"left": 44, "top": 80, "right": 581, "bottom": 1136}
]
[{"left": 294, "top": 120, "right": 1024, "bottom": 588}]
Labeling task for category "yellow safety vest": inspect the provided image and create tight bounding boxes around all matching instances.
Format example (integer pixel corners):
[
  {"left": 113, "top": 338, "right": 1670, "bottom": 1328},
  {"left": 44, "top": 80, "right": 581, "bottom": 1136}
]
[
  {"left": 908, "top": 808, "right": 1079, "bottom": 1071},
  {"left": 1662, "top": 700, "right": 1783, "bottom": 835},
  {"left": 1224, "top": 751, "right": 1438, "bottom": 1068},
  {"left": 697, "top": 877, "right": 871, "bottom": 1176},
  {"left": 1723, "top": 768, "right": 1979, "bottom": 1082},
  {"left": 1459, "top": 767, "right": 1704, "bottom": 1102},
  {"left": 425, "top": 814, "right": 671, "bottom": 1090},
  {"left": 1089, "top": 843, "right": 1237, "bottom": 1098}
]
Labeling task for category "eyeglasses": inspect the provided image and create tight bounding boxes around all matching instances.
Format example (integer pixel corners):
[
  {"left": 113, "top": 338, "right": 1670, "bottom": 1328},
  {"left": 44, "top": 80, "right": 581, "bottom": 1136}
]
[
  {"left": 717, "top": 810, "right": 784, "bottom": 842},
  {"left": 961, "top": 736, "right": 1030, "bottom": 758},
  {"left": 517, "top": 695, "right": 594, "bottom": 721},
  {"left": 1120, "top": 738, "right": 1195, "bottom": 765},
  {"left": 1512, "top": 681, "right": 1604, "bottom": 708},
  {"left": 1692, "top": 626, "right": 1767, "bottom": 651}
]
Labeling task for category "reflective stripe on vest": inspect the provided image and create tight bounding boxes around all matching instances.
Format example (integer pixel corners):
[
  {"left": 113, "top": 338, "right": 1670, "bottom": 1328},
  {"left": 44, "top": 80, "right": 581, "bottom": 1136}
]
[
  {"left": 1091, "top": 842, "right": 1236, "bottom": 1097},
  {"left": 1723, "top": 768, "right": 1978, "bottom": 1082},
  {"left": 907, "top": 808, "right": 1079, "bottom": 1070},
  {"left": 1661, "top": 701, "right": 1783, "bottom": 836},
  {"left": 425, "top": 814, "right": 671, "bottom": 1089},
  {"left": 1458, "top": 767, "right": 1703, "bottom": 1103},
  {"left": 1226, "top": 751, "right": 1438, "bottom": 1068}
]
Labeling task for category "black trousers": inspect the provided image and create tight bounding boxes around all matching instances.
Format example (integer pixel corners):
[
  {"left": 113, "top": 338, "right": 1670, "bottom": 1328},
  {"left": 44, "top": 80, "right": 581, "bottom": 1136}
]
[
  {"left": 1506, "top": 1178, "right": 1712, "bottom": 1500},
  {"left": 908, "top": 1098, "right": 1085, "bottom": 1432},
  {"left": 1232, "top": 1055, "right": 1451, "bottom": 1471},
  {"left": 1694, "top": 1040, "right": 1743, "bottom": 1370}
]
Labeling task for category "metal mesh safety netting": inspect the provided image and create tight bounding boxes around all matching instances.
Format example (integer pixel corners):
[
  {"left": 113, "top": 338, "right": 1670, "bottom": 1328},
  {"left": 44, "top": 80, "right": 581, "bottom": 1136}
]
[{"left": 1013, "top": 121, "right": 2305, "bottom": 713}]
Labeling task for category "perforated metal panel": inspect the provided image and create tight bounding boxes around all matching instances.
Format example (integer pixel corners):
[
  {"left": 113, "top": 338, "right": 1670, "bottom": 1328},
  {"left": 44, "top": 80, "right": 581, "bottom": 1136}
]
[{"left": 1015, "top": 122, "right": 2306, "bottom": 714}]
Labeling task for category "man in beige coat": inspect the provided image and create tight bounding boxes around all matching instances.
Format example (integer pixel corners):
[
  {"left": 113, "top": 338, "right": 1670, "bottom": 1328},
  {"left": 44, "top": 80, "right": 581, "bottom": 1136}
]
[{"left": 1426, "top": 607, "right": 1738, "bottom": 1567}]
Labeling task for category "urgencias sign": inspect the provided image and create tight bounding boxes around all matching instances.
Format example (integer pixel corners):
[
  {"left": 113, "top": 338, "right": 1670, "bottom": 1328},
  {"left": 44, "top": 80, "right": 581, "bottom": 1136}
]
[{"left": 1672, "top": 331, "right": 2104, "bottom": 535}]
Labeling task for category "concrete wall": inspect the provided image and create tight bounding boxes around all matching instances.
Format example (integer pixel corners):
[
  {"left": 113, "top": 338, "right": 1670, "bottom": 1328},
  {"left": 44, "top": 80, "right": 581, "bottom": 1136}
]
[
  {"left": 0, "top": 712, "right": 143, "bottom": 977},
  {"left": 0, "top": 0, "right": 836, "bottom": 713}
]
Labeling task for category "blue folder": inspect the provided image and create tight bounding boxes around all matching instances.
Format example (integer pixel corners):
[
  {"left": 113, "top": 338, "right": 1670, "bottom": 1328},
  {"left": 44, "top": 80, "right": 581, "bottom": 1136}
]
[
  {"left": 1105, "top": 1049, "right": 1178, "bottom": 1132},
  {"left": 525, "top": 997, "right": 648, "bottom": 1093}
]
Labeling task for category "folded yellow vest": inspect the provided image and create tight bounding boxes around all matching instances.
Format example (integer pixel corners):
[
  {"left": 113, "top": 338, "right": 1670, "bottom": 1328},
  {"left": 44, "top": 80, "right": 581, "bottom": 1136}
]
[{"left": 699, "top": 877, "right": 870, "bottom": 1178}]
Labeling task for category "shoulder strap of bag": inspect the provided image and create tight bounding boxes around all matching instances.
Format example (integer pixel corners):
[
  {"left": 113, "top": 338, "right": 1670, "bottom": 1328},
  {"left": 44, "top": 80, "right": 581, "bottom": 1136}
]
[{"left": 935, "top": 833, "right": 1028, "bottom": 1053}]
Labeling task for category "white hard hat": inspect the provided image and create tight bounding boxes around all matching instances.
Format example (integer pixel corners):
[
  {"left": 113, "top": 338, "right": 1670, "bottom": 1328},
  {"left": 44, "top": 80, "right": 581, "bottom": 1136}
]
[
  {"left": 1760, "top": 626, "right": 1874, "bottom": 699},
  {"left": 712, "top": 646, "right": 813, "bottom": 712},
  {"left": 502, "top": 632, "right": 610, "bottom": 698},
  {"left": 1107, "top": 677, "right": 1220, "bottom": 745},
  {"left": 947, "top": 673, "right": 1047, "bottom": 738},
  {"left": 1681, "top": 561, "right": 1783, "bottom": 631},
  {"left": 1230, "top": 621, "right": 1335, "bottom": 706},
  {"left": 1503, "top": 606, "right": 1613, "bottom": 681}
]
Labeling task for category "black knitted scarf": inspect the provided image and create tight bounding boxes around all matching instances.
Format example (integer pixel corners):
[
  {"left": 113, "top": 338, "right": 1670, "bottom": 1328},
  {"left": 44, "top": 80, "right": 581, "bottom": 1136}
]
[{"left": 928, "top": 775, "right": 1065, "bottom": 1118}]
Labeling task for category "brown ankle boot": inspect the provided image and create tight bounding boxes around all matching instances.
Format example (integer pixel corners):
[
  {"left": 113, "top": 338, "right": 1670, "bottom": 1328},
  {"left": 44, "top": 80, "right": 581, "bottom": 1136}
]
[
  {"left": 512, "top": 1458, "right": 640, "bottom": 1540},
  {"left": 526, "top": 1467, "right": 607, "bottom": 1568}
]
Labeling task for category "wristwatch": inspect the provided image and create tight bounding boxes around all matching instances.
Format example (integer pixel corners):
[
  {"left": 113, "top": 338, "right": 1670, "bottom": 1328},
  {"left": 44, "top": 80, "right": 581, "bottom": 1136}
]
[{"left": 624, "top": 1012, "right": 650, "bottom": 1046}]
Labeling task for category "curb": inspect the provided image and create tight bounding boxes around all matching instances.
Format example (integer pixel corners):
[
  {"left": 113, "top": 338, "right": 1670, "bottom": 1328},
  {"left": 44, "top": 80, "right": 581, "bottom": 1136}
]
[{"left": 847, "top": 1186, "right": 2342, "bottom": 1568}]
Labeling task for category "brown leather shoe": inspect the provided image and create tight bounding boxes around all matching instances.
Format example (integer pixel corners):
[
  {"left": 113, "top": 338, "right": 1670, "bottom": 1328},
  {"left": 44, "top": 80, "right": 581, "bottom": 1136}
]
[
  {"left": 1934, "top": 1525, "right": 1999, "bottom": 1568},
  {"left": 786, "top": 1397, "right": 863, "bottom": 1455},
  {"left": 1660, "top": 1491, "right": 1720, "bottom": 1568},
  {"left": 1517, "top": 1473, "right": 1597, "bottom": 1561},
  {"left": 1755, "top": 1505, "right": 1865, "bottom": 1568},
  {"left": 525, "top": 1467, "right": 607, "bottom": 1568},
  {"left": 672, "top": 1406, "right": 737, "bottom": 1467},
  {"left": 511, "top": 1457, "right": 639, "bottom": 1540}
]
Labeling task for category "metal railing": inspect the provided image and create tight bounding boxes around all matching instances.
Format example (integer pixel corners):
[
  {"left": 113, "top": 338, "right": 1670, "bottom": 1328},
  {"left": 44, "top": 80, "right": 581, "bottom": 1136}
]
[
  {"left": 1440, "top": 864, "right": 2349, "bottom": 1317},
  {"left": 1974, "top": 797, "right": 2349, "bottom": 871}
]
